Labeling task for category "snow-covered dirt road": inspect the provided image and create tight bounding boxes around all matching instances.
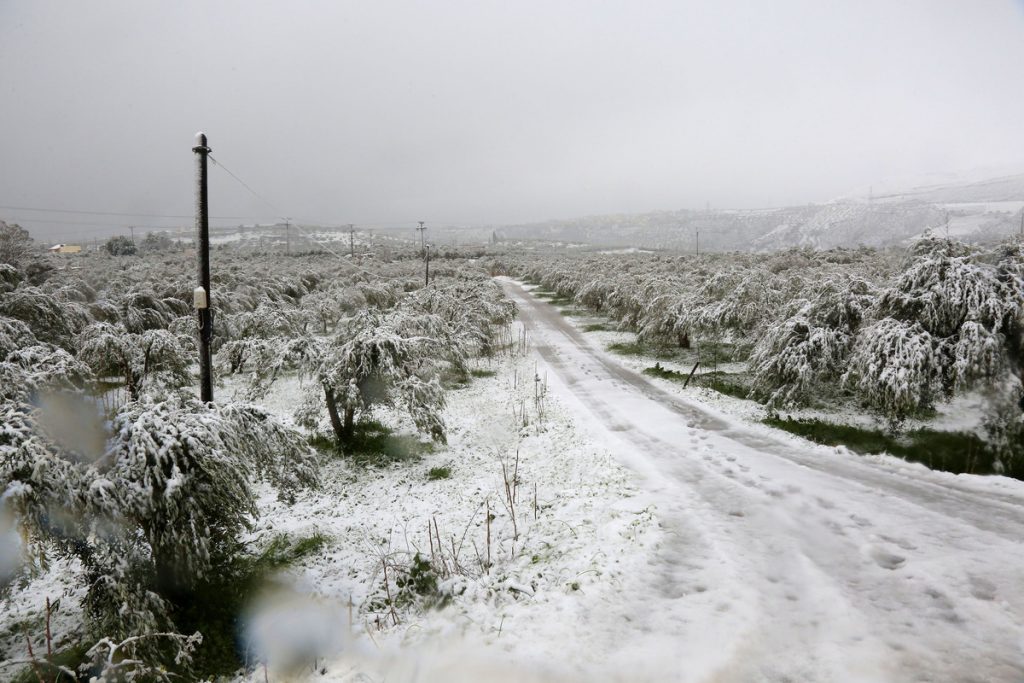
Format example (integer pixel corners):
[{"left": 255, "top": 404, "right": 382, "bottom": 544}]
[{"left": 501, "top": 278, "right": 1024, "bottom": 683}]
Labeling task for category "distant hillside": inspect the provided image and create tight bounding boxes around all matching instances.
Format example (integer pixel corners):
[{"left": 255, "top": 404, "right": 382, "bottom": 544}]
[{"left": 492, "top": 174, "right": 1024, "bottom": 252}]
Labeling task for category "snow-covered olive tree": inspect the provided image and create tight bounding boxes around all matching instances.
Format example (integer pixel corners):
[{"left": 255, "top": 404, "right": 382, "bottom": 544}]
[
  {"left": 0, "top": 221, "right": 34, "bottom": 268},
  {"left": 0, "top": 286, "right": 90, "bottom": 351},
  {"left": 752, "top": 276, "right": 875, "bottom": 406},
  {"left": 1, "top": 381, "right": 319, "bottom": 661},
  {"left": 77, "top": 322, "right": 191, "bottom": 402},
  {"left": 844, "top": 236, "right": 1024, "bottom": 422}
]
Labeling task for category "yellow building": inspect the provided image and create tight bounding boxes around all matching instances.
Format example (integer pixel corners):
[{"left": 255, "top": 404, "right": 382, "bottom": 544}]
[{"left": 48, "top": 244, "right": 83, "bottom": 254}]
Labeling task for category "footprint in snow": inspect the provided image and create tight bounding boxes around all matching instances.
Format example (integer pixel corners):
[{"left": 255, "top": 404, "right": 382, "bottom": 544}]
[
  {"left": 879, "top": 534, "right": 918, "bottom": 551},
  {"left": 849, "top": 514, "right": 873, "bottom": 528},
  {"left": 968, "top": 575, "right": 997, "bottom": 601},
  {"left": 869, "top": 546, "right": 906, "bottom": 570}
]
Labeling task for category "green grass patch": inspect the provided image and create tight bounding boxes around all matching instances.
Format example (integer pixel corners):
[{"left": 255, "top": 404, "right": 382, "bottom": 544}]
[
  {"left": 607, "top": 341, "right": 647, "bottom": 356},
  {"left": 469, "top": 369, "right": 496, "bottom": 378},
  {"left": 763, "top": 416, "right": 1020, "bottom": 478},
  {"left": 310, "top": 420, "right": 434, "bottom": 465},
  {"left": 346, "top": 420, "right": 435, "bottom": 466},
  {"left": 690, "top": 372, "right": 751, "bottom": 400},
  {"left": 642, "top": 362, "right": 687, "bottom": 381},
  {"left": 642, "top": 363, "right": 752, "bottom": 400},
  {"left": 427, "top": 466, "right": 452, "bottom": 480},
  {"left": 308, "top": 432, "right": 338, "bottom": 454},
  {"left": 608, "top": 339, "right": 692, "bottom": 361},
  {"left": 582, "top": 323, "right": 610, "bottom": 332}
]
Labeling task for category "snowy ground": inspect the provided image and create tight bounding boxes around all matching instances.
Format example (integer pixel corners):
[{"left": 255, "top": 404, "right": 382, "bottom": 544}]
[
  {"left": 231, "top": 347, "right": 667, "bottom": 682},
  {"left": 6, "top": 284, "right": 1024, "bottom": 682},
  {"left": 498, "top": 278, "right": 1024, "bottom": 682}
]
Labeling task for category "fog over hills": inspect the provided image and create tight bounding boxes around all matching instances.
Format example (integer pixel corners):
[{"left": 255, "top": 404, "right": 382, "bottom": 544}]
[{"left": 489, "top": 173, "right": 1024, "bottom": 252}]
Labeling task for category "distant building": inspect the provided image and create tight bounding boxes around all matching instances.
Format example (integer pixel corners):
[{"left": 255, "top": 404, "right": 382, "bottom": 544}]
[{"left": 48, "top": 244, "right": 83, "bottom": 254}]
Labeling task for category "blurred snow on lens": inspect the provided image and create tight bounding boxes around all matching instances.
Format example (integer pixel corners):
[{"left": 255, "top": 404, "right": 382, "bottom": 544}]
[
  {"left": 0, "top": 527, "right": 20, "bottom": 584},
  {"left": 36, "top": 390, "right": 106, "bottom": 463},
  {"left": 242, "top": 581, "right": 348, "bottom": 674},
  {"left": 0, "top": 495, "right": 24, "bottom": 584}
]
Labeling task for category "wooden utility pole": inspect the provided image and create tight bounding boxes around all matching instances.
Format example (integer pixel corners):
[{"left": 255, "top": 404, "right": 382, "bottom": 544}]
[
  {"left": 192, "top": 132, "right": 214, "bottom": 403},
  {"left": 416, "top": 221, "right": 426, "bottom": 252},
  {"left": 696, "top": 229, "right": 700, "bottom": 256},
  {"left": 348, "top": 223, "right": 355, "bottom": 257},
  {"left": 424, "top": 244, "right": 430, "bottom": 286},
  {"left": 285, "top": 218, "right": 291, "bottom": 255}
]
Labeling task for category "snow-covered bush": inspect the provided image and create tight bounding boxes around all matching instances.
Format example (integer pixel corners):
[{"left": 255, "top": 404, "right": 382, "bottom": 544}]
[
  {"left": 1, "top": 364, "right": 319, "bottom": 664},
  {"left": 303, "top": 309, "right": 451, "bottom": 446},
  {"left": 752, "top": 276, "right": 875, "bottom": 406},
  {"left": 0, "top": 315, "right": 36, "bottom": 357},
  {"left": 845, "top": 237, "right": 1024, "bottom": 422},
  {"left": 843, "top": 317, "right": 944, "bottom": 422},
  {"left": 0, "top": 287, "right": 90, "bottom": 351},
  {"left": 0, "top": 221, "right": 34, "bottom": 268},
  {"left": 77, "top": 323, "right": 191, "bottom": 402},
  {"left": 0, "top": 263, "right": 22, "bottom": 293}
]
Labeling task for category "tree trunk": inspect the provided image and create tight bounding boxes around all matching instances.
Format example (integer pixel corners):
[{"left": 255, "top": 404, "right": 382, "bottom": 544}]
[
  {"left": 323, "top": 383, "right": 345, "bottom": 448},
  {"left": 343, "top": 406, "right": 355, "bottom": 440},
  {"left": 125, "top": 368, "right": 138, "bottom": 402}
]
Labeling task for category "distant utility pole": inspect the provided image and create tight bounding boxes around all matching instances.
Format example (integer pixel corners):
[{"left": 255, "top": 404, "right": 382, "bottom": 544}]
[
  {"left": 129, "top": 226, "right": 135, "bottom": 244},
  {"left": 192, "top": 132, "right": 214, "bottom": 403},
  {"left": 416, "top": 221, "right": 426, "bottom": 251},
  {"left": 348, "top": 223, "right": 355, "bottom": 257},
  {"left": 285, "top": 218, "right": 291, "bottom": 255},
  {"left": 424, "top": 244, "right": 430, "bottom": 286},
  {"left": 945, "top": 211, "right": 950, "bottom": 239},
  {"left": 696, "top": 229, "right": 700, "bottom": 257}
]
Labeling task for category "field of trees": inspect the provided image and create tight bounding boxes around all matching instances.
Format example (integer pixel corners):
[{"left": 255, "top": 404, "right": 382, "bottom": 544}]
[
  {"left": 493, "top": 234, "right": 1024, "bottom": 476},
  {"left": 0, "top": 221, "right": 523, "bottom": 680},
  {"left": 2, "top": 216, "right": 1024, "bottom": 680}
]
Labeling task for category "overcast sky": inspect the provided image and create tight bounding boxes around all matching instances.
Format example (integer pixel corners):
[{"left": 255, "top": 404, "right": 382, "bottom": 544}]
[{"left": 2, "top": 0, "right": 1024, "bottom": 241}]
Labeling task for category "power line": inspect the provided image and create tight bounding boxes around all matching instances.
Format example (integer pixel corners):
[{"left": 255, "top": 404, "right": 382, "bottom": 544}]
[
  {"left": 208, "top": 155, "right": 289, "bottom": 219},
  {"left": 207, "top": 153, "right": 382, "bottom": 278},
  {"left": 4, "top": 215, "right": 241, "bottom": 230},
  {"left": 0, "top": 203, "right": 263, "bottom": 220}
]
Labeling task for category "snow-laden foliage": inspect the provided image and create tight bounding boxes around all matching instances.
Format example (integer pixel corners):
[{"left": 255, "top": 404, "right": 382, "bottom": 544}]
[
  {"left": 226, "top": 275, "right": 514, "bottom": 448},
  {"left": 879, "top": 238, "right": 1019, "bottom": 339},
  {"left": 500, "top": 240, "right": 1021, "bottom": 433},
  {"left": 843, "top": 318, "right": 944, "bottom": 421},
  {"left": 216, "top": 302, "right": 314, "bottom": 374},
  {"left": 1, "top": 386, "right": 319, "bottom": 658},
  {"left": 101, "top": 396, "right": 319, "bottom": 578},
  {"left": 0, "top": 221, "right": 33, "bottom": 268},
  {"left": 0, "top": 263, "right": 22, "bottom": 293},
  {"left": 752, "top": 277, "right": 875, "bottom": 406},
  {"left": 0, "top": 286, "right": 90, "bottom": 351},
  {"left": 0, "top": 315, "right": 36, "bottom": 358},
  {"left": 3, "top": 344, "right": 93, "bottom": 401},
  {"left": 310, "top": 309, "right": 451, "bottom": 445},
  {"left": 845, "top": 237, "right": 1024, "bottom": 419},
  {"left": 119, "top": 290, "right": 186, "bottom": 334},
  {"left": 78, "top": 323, "right": 191, "bottom": 401}
]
